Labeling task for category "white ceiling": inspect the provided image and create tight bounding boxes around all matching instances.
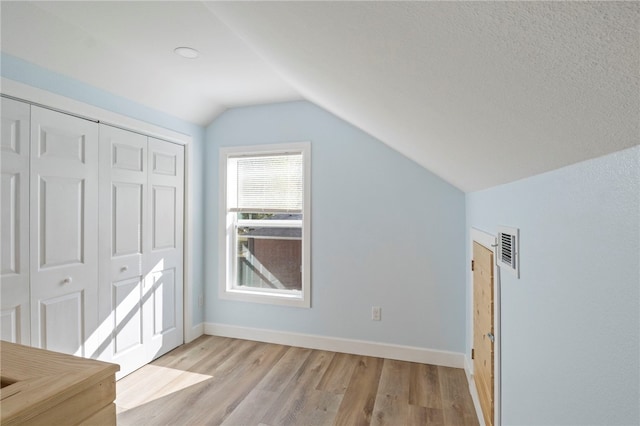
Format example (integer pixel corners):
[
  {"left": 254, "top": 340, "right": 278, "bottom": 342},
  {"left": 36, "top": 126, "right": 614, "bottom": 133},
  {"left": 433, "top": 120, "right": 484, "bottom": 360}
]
[
  {"left": 1, "top": 1, "right": 638, "bottom": 192},
  {"left": 0, "top": 1, "right": 301, "bottom": 125}
]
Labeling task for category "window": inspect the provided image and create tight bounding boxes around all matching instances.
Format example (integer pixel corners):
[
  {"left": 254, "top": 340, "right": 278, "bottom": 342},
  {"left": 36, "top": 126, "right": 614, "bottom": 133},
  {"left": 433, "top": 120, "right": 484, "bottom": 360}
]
[{"left": 219, "top": 142, "right": 311, "bottom": 307}]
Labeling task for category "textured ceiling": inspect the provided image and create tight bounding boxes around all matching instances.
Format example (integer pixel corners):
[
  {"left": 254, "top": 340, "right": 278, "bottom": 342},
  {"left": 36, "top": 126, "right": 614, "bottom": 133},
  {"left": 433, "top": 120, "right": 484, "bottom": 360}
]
[
  {"left": 1, "top": 1, "right": 638, "bottom": 192},
  {"left": 205, "top": 1, "right": 639, "bottom": 192}
]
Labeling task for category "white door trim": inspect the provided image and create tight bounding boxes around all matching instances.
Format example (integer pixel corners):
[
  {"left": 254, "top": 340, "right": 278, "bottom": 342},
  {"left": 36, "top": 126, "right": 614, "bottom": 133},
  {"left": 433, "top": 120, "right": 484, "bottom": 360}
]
[
  {"left": 468, "top": 227, "right": 501, "bottom": 426},
  {"left": 1, "top": 78, "right": 201, "bottom": 346}
]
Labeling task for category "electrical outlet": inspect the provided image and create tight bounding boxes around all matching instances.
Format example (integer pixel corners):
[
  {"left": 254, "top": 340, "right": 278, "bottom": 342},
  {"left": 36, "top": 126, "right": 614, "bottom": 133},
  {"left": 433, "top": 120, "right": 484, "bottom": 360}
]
[{"left": 372, "top": 306, "right": 381, "bottom": 321}]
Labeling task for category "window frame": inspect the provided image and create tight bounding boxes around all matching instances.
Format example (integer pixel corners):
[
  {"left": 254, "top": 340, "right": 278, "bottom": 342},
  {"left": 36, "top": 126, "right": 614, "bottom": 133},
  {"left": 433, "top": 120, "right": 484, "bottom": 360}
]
[{"left": 218, "top": 142, "right": 311, "bottom": 307}]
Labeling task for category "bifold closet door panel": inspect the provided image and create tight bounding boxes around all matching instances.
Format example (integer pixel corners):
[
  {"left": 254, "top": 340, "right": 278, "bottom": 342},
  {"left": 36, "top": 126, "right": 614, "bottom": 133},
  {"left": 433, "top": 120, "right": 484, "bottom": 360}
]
[
  {"left": 98, "top": 124, "right": 148, "bottom": 373},
  {"left": 145, "top": 137, "right": 184, "bottom": 360},
  {"left": 99, "top": 128, "right": 184, "bottom": 378},
  {"left": 0, "top": 97, "right": 31, "bottom": 344},
  {"left": 30, "top": 106, "right": 99, "bottom": 357}
]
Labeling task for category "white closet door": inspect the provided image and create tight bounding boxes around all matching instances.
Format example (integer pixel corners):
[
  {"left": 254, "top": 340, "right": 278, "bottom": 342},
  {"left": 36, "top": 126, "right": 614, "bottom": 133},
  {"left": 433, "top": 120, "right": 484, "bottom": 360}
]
[
  {"left": 30, "top": 106, "right": 99, "bottom": 357},
  {"left": 144, "top": 137, "right": 183, "bottom": 362},
  {"left": 98, "top": 125, "right": 148, "bottom": 376},
  {"left": 99, "top": 128, "right": 183, "bottom": 378},
  {"left": 1, "top": 98, "right": 30, "bottom": 344}
]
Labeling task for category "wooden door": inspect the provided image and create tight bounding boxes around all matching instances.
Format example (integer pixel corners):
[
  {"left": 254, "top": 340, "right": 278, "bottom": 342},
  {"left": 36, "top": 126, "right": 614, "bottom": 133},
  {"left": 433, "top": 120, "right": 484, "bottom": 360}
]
[
  {"left": 98, "top": 125, "right": 149, "bottom": 376},
  {"left": 473, "top": 241, "right": 494, "bottom": 426},
  {"left": 0, "top": 97, "right": 31, "bottom": 344},
  {"left": 144, "top": 137, "right": 184, "bottom": 363},
  {"left": 29, "top": 106, "right": 99, "bottom": 357}
]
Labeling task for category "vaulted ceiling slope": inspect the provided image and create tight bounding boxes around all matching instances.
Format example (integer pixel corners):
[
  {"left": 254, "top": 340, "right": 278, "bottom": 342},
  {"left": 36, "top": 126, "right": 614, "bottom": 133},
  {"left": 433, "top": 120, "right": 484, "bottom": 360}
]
[
  {"left": 205, "top": 1, "right": 639, "bottom": 192},
  {"left": 1, "top": 2, "right": 638, "bottom": 192}
]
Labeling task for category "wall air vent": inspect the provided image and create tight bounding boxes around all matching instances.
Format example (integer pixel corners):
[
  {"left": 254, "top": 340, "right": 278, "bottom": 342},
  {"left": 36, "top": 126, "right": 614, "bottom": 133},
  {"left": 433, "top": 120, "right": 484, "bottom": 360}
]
[{"left": 497, "top": 226, "right": 519, "bottom": 278}]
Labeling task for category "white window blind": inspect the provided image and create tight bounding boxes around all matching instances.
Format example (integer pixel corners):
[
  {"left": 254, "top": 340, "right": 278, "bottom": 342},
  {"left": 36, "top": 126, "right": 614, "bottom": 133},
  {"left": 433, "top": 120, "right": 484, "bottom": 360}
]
[{"left": 231, "top": 153, "right": 303, "bottom": 213}]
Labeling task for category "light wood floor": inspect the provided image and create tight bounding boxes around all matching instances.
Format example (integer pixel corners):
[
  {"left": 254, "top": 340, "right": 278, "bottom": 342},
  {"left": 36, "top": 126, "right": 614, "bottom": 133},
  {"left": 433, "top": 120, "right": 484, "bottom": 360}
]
[{"left": 116, "top": 335, "right": 479, "bottom": 426}]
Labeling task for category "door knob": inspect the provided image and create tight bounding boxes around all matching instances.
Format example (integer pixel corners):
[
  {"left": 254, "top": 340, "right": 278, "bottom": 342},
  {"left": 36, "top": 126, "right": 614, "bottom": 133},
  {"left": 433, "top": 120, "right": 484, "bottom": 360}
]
[{"left": 487, "top": 332, "right": 495, "bottom": 343}]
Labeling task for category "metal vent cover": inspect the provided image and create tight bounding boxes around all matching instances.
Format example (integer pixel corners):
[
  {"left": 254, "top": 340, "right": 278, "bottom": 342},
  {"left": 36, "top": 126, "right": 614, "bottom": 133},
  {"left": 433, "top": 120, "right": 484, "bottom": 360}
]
[{"left": 497, "top": 226, "right": 519, "bottom": 278}]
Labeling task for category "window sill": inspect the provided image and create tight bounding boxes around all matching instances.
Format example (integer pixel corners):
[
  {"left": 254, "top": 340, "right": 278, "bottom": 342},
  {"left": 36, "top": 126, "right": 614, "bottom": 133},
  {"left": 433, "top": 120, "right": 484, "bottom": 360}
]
[{"left": 220, "top": 287, "right": 310, "bottom": 308}]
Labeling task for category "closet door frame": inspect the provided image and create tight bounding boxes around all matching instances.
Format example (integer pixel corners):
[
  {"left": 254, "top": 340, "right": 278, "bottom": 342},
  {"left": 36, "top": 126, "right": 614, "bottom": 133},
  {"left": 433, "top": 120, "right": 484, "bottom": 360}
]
[{"left": 1, "top": 79, "right": 201, "bottom": 344}]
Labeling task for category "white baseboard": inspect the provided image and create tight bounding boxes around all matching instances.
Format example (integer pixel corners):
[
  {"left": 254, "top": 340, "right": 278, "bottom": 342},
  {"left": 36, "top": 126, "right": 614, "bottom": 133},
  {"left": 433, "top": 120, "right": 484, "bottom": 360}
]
[
  {"left": 204, "top": 322, "right": 464, "bottom": 368},
  {"left": 465, "top": 355, "right": 486, "bottom": 426},
  {"left": 186, "top": 322, "right": 204, "bottom": 343}
]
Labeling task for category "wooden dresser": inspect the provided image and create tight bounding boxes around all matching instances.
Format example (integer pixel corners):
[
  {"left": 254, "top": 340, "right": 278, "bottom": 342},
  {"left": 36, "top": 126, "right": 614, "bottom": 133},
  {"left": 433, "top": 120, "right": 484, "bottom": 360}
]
[{"left": 0, "top": 341, "right": 119, "bottom": 425}]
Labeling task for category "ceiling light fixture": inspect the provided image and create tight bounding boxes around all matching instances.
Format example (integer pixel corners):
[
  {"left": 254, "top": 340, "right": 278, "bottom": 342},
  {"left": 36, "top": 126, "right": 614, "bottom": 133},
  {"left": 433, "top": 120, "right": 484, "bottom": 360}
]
[{"left": 174, "top": 47, "right": 200, "bottom": 59}]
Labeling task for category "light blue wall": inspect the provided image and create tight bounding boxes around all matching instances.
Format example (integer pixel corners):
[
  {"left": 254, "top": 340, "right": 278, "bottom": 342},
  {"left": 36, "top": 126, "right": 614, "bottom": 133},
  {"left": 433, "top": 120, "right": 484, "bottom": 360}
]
[
  {"left": 466, "top": 146, "right": 640, "bottom": 425},
  {"left": 10, "top": 49, "right": 635, "bottom": 425},
  {"left": 1, "top": 53, "right": 206, "bottom": 326},
  {"left": 205, "top": 100, "right": 467, "bottom": 352}
]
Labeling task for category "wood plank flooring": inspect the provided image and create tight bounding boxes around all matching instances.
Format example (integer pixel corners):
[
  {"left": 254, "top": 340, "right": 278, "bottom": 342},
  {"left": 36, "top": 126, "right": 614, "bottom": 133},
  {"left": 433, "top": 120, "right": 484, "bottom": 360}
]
[{"left": 116, "top": 336, "right": 479, "bottom": 426}]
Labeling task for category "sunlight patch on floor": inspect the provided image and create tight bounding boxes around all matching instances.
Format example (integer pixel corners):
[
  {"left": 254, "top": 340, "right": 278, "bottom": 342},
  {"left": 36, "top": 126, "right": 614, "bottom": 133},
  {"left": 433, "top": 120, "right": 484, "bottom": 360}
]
[{"left": 116, "top": 364, "right": 212, "bottom": 413}]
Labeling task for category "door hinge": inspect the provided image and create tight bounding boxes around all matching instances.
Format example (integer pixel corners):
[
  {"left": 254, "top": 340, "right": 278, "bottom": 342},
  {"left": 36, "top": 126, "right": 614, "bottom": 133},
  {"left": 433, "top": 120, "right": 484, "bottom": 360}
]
[
  {"left": 471, "top": 260, "right": 475, "bottom": 271},
  {"left": 471, "top": 348, "right": 475, "bottom": 359}
]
